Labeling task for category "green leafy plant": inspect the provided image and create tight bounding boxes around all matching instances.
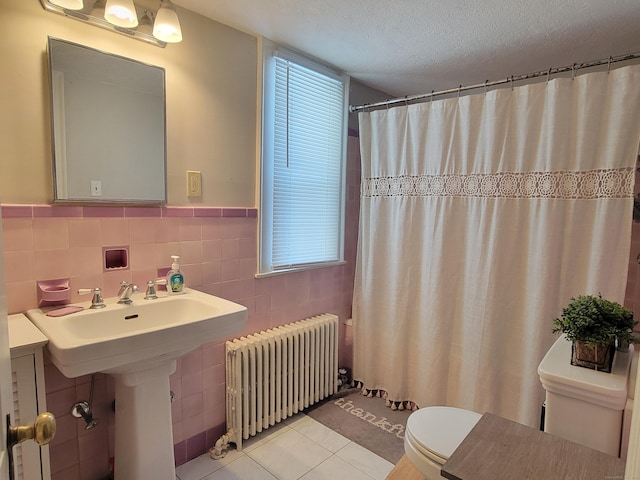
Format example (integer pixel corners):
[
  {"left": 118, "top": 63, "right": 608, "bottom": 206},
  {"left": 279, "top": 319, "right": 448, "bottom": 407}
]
[{"left": 552, "top": 294, "right": 637, "bottom": 347}]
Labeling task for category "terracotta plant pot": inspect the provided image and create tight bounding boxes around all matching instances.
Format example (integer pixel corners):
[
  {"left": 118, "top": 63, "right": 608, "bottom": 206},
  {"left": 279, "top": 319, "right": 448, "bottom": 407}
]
[{"left": 571, "top": 340, "right": 614, "bottom": 372}]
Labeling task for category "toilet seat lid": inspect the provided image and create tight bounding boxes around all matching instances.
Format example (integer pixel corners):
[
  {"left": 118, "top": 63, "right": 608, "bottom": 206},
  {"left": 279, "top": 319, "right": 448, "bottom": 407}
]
[{"left": 406, "top": 406, "right": 481, "bottom": 460}]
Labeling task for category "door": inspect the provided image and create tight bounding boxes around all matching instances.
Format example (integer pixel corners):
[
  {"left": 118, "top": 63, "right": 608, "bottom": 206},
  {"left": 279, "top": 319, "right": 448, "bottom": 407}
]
[{"left": 0, "top": 205, "right": 12, "bottom": 479}]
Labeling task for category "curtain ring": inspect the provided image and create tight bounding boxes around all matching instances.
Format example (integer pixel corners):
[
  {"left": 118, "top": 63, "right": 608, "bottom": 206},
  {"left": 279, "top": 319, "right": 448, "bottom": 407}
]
[
  {"left": 608, "top": 56, "right": 613, "bottom": 74},
  {"left": 484, "top": 80, "right": 489, "bottom": 93},
  {"left": 510, "top": 75, "right": 514, "bottom": 89},
  {"left": 404, "top": 95, "right": 409, "bottom": 106},
  {"left": 458, "top": 85, "right": 462, "bottom": 98},
  {"left": 546, "top": 68, "right": 552, "bottom": 83},
  {"left": 572, "top": 63, "right": 577, "bottom": 79},
  {"left": 430, "top": 90, "right": 434, "bottom": 103}
]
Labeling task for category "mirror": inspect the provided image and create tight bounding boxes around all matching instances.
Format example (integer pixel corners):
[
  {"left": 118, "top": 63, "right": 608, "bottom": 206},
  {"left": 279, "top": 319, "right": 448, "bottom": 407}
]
[{"left": 48, "top": 37, "right": 166, "bottom": 204}]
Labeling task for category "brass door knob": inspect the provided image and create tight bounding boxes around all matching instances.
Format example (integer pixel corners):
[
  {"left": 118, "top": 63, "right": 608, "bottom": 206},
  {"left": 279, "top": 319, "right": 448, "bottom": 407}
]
[{"left": 7, "top": 412, "right": 56, "bottom": 449}]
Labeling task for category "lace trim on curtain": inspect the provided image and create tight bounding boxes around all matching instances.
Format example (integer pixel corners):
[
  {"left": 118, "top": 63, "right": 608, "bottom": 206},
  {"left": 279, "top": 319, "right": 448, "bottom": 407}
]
[
  {"left": 353, "top": 380, "right": 419, "bottom": 411},
  {"left": 361, "top": 167, "right": 634, "bottom": 199}
]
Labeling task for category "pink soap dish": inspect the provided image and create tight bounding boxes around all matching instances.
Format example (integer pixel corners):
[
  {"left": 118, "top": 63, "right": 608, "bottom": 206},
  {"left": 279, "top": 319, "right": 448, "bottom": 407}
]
[{"left": 37, "top": 278, "right": 71, "bottom": 307}]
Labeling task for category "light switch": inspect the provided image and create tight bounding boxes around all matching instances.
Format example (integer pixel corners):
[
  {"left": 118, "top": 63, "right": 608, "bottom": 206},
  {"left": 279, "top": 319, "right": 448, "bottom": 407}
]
[
  {"left": 186, "top": 171, "right": 202, "bottom": 197},
  {"left": 91, "top": 180, "right": 102, "bottom": 197}
]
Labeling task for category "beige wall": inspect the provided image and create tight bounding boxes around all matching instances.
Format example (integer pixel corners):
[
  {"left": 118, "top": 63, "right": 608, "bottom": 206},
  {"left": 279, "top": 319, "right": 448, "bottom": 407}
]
[
  {"left": 0, "top": 1, "right": 388, "bottom": 208},
  {"left": 0, "top": 0, "right": 258, "bottom": 206}
]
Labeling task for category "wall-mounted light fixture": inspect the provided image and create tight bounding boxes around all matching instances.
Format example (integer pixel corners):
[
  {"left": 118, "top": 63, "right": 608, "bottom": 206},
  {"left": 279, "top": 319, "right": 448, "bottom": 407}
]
[
  {"left": 153, "top": 0, "right": 182, "bottom": 43},
  {"left": 104, "top": 0, "right": 138, "bottom": 28},
  {"left": 40, "top": 0, "right": 183, "bottom": 47}
]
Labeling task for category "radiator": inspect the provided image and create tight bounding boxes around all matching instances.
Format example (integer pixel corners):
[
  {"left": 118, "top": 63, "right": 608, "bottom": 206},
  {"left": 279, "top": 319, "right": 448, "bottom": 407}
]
[{"left": 211, "top": 314, "right": 339, "bottom": 457}]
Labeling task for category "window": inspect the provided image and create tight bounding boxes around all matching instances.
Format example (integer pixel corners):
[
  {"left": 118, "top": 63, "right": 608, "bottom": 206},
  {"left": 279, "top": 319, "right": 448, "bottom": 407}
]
[{"left": 259, "top": 44, "right": 349, "bottom": 275}]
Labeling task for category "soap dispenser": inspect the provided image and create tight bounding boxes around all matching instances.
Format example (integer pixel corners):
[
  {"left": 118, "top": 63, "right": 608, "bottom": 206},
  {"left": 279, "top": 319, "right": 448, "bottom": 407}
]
[{"left": 166, "top": 255, "right": 185, "bottom": 294}]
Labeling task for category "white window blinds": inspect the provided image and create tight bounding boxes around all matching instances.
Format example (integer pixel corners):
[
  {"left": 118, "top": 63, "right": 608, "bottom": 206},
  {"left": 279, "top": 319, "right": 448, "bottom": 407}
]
[{"left": 262, "top": 52, "right": 346, "bottom": 273}]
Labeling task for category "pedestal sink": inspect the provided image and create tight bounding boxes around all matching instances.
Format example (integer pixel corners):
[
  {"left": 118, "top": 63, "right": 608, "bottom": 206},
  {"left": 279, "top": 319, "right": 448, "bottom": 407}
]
[{"left": 26, "top": 288, "right": 247, "bottom": 479}]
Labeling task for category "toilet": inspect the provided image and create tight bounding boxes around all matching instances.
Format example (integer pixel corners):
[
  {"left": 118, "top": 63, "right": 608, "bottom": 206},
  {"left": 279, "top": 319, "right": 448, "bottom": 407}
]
[{"left": 404, "top": 406, "right": 481, "bottom": 479}]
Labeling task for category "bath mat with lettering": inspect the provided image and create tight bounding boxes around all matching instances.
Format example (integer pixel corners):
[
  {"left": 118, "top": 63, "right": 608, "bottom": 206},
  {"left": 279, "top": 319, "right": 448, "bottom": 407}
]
[{"left": 306, "top": 388, "right": 412, "bottom": 464}]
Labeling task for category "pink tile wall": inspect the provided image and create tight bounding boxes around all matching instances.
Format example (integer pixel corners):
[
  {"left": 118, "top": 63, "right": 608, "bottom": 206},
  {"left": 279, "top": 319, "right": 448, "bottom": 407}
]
[{"left": 1, "top": 134, "right": 362, "bottom": 479}]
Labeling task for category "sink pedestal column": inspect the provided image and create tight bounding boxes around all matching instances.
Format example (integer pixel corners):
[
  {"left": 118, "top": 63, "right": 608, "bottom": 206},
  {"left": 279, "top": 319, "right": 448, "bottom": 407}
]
[{"left": 112, "top": 361, "right": 177, "bottom": 480}]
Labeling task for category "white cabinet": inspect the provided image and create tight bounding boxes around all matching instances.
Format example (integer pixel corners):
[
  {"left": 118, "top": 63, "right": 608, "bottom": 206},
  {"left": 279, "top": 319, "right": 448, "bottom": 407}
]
[{"left": 8, "top": 314, "right": 50, "bottom": 480}]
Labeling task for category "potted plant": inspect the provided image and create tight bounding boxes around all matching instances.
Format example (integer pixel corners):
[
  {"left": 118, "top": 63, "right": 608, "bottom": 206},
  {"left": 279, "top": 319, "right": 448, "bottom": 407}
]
[{"left": 552, "top": 294, "right": 637, "bottom": 372}]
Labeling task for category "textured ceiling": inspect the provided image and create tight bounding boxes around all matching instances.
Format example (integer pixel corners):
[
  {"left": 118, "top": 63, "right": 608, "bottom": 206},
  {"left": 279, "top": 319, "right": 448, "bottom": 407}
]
[{"left": 174, "top": 0, "right": 640, "bottom": 99}]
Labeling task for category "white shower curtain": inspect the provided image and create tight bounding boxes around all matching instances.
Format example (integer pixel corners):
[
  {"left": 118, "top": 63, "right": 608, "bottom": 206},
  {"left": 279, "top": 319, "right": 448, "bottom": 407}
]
[{"left": 353, "top": 65, "right": 640, "bottom": 427}]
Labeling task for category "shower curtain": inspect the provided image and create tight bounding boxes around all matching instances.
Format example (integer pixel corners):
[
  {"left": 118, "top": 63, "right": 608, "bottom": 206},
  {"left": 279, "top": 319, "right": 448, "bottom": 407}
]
[{"left": 353, "top": 65, "right": 640, "bottom": 427}]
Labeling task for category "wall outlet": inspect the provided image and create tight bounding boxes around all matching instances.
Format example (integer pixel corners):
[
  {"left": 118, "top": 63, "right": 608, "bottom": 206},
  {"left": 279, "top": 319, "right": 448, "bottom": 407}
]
[{"left": 186, "top": 171, "right": 202, "bottom": 197}]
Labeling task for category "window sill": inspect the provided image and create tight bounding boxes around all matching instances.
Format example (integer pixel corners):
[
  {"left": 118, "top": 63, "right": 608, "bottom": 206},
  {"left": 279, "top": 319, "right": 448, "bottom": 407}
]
[{"left": 255, "top": 260, "right": 346, "bottom": 278}]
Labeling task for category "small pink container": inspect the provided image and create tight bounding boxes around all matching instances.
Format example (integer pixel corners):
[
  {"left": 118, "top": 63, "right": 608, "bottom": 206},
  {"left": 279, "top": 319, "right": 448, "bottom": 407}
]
[{"left": 37, "top": 278, "right": 71, "bottom": 307}]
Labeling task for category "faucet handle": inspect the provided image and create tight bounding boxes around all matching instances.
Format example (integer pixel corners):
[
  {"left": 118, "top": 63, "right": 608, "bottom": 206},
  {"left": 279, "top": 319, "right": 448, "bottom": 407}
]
[
  {"left": 117, "top": 281, "right": 130, "bottom": 296},
  {"left": 77, "top": 288, "right": 106, "bottom": 309},
  {"left": 144, "top": 279, "right": 167, "bottom": 300}
]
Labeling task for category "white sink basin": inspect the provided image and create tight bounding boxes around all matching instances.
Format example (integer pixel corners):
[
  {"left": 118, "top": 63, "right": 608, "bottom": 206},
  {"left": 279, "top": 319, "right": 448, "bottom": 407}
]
[
  {"left": 27, "top": 287, "right": 247, "bottom": 479},
  {"left": 26, "top": 288, "right": 247, "bottom": 378}
]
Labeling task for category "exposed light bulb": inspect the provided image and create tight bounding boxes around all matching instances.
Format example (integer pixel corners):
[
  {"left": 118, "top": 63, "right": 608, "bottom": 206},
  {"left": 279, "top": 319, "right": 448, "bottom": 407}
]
[
  {"left": 153, "top": 0, "right": 182, "bottom": 43},
  {"left": 104, "top": 0, "right": 138, "bottom": 28},
  {"left": 49, "top": 0, "right": 84, "bottom": 9}
]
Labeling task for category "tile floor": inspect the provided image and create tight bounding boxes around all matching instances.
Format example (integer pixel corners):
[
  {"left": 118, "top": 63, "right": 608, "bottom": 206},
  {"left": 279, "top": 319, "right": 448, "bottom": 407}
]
[{"left": 175, "top": 413, "right": 395, "bottom": 480}]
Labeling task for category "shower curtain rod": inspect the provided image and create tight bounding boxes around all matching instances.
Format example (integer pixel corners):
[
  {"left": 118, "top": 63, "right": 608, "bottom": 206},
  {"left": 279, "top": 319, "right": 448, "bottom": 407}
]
[{"left": 349, "top": 52, "right": 640, "bottom": 113}]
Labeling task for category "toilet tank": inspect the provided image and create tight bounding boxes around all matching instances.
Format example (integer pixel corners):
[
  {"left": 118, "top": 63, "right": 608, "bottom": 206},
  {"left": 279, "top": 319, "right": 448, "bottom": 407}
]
[{"left": 538, "top": 335, "right": 633, "bottom": 457}]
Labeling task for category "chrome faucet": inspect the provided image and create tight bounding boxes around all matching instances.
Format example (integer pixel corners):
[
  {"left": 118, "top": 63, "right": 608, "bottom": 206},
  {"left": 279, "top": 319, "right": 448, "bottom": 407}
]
[
  {"left": 144, "top": 279, "right": 167, "bottom": 300},
  {"left": 117, "top": 281, "right": 139, "bottom": 304},
  {"left": 78, "top": 287, "right": 106, "bottom": 309}
]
